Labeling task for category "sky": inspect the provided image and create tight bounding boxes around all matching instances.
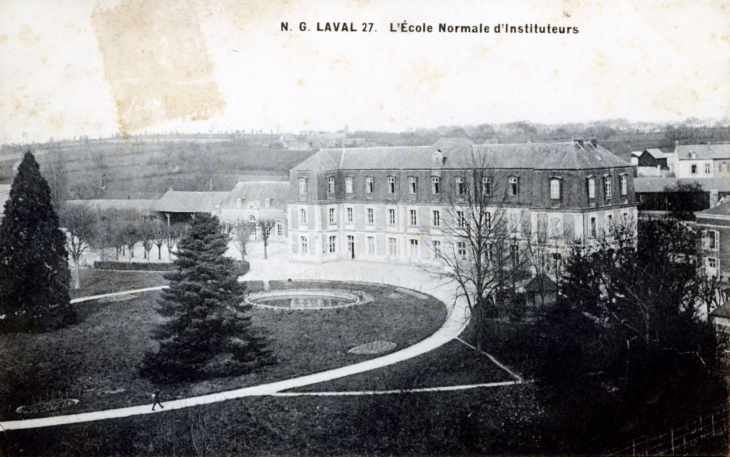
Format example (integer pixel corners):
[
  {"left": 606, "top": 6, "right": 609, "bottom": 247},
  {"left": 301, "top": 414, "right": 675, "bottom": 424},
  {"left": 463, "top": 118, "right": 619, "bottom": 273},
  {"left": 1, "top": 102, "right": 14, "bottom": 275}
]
[{"left": 0, "top": 0, "right": 729, "bottom": 144}]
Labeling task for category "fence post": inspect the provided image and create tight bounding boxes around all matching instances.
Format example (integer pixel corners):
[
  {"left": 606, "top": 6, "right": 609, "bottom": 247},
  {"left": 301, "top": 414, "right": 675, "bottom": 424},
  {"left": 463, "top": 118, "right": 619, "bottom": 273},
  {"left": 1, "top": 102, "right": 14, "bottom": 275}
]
[
  {"left": 632, "top": 440, "right": 636, "bottom": 457},
  {"left": 671, "top": 429, "right": 675, "bottom": 455}
]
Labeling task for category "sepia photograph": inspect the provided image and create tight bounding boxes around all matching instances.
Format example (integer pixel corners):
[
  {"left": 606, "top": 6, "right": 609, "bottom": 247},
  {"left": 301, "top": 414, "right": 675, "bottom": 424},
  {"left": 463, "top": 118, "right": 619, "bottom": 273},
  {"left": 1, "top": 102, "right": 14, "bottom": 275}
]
[{"left": 0, "top": 0, "right": 729, "bottom": 455}]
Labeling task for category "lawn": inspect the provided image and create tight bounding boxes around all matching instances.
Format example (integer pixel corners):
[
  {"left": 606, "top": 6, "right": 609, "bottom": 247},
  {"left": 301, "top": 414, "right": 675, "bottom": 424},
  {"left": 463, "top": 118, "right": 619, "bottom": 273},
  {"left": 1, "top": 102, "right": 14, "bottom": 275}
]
[
  {"left": 292, "top": 338, "right": 516, "bottom": 393},
  {"left": 0, "top": 278, "right": 446, "bottom": 420}
]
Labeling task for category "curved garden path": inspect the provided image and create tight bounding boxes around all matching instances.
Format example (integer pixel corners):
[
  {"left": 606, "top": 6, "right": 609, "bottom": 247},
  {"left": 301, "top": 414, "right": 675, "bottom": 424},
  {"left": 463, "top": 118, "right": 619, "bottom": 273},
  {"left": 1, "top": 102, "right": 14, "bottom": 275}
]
[{"left": 0, "top": 244, "right": 519, "bottom": 432}]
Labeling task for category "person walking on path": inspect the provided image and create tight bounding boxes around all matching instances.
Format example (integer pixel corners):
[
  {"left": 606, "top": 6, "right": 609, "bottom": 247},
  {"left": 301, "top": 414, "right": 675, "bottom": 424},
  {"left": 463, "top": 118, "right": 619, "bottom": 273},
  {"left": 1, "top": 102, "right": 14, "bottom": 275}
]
[{"left": 152, "top": 389, "right": 164, "bottom": 411}]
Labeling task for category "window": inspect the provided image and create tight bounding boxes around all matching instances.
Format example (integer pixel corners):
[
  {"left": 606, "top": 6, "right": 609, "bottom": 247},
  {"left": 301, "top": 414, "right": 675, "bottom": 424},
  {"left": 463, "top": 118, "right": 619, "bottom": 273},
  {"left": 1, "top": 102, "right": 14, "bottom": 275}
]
[
  {"left": 457, "top": 210, "right": 465, "bottom": 228},
  {"left": 457, "top": 241, "right": 467, "bottom": 259},
  {"left": 550, "top": 179, "right": 561, "bottom": 200},
  {"left": 590, "top": 217, "right": 597, "bottom": 237},
  {"left": 431, "top": 177, "right": 440, "bottom": 194},
  {"left": 236, "top": 198, "right": 242, "bottom": 208},
  {"left": 388, "top": 177, "right": 396, "bottom": 194},
  {"left": 298, "top": 177, "right": 307, "bottom": 195},
  {"left": 549, "top": 217, "right": 562, "bottom": 238},
  {"left": 704, "top": 230, "right": 719, "bottom": 251},
  {"left": 508, "top": 177, "right": 519, "bottom": 196},
  {"left": 607, "top": 214, "right": 613, "bottom": 225},
  {"left": 328, "top": 207, "right": 336, "bottom": 225},
  {"left": 409, "top": 177, "right": 417, "bottom": 194},
  {"left": 620, "top": 175, "right": 628, "bottom": 196},
  {"left": 329, "top": 236, "right": 336, "bottom": 253},
  {"left": 482, "top": 177, "right": 492, "bottom": 196},
  {"left": 367, "top": 208, "right": 374, "bottom": 224},
  {"left": 588, "top": 177, "right": 596, "bottom": 199},
  {"left": 456, "top": 177, "right": 465, "bottom": 195},
  {"left": 691, "top": 164, "right": 698, "bottom": 175},
  {"left": 276, "top": 222, "right": 283, "bottom": 236},
  {"left": 345, "top": 176, "right": 353, "bottom": 194},
  {"left": 299, "top": 208, "right": 307, "bottom": 225},
  {"left": 300, "top": 236, "right": 308, "bottom": 254},
  {"left": 346, "top": 207, "right": 353, "bottom": 223},
  {"left": 367, "top": 236, "right": 375, "bottom": 254},
  {"left": 604, "top": 177, "right": 612, "bottom": 201},
  {"left": 409, "top": 239, "right": 419, "bottom": 257},
  {"left": 705, "top": 163, "right": 711, "bottom": 174},
  {"left": 365, "top": 177, "right": 374, "bottom": 194},
  {"left": 432, "top": 210, "right": 440, "bottom": 226},
  {"left": 265, "top": 198, "right": 270, "bottom": 208},
  {"left": 708, "top": 257, "right": 718, "bottom": 269},
  {"left": 388, "top": 208, "right": 396, "bottom": 225},
  {"left": 432, "top": 240, "right": 441, "bottom": 257},
  {"left": 389, "top": 237, "right": 398, "bottom": 255},
  {"left": 327, "top": 176, "right": 335, "bottom": 193},
  {"left": 409, "top": 209, "right": 417, "bottom": 226}
]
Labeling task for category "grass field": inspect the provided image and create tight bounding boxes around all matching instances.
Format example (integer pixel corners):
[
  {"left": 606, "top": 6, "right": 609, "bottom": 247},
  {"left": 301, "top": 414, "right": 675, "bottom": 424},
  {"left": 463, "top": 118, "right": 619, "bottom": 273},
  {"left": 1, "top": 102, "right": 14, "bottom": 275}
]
[
  {"left": 0, "top": 278, "right": 446, "bottom": 420},
  {"left": 1, "top": 140, "right": 316, "bottom": 198}
]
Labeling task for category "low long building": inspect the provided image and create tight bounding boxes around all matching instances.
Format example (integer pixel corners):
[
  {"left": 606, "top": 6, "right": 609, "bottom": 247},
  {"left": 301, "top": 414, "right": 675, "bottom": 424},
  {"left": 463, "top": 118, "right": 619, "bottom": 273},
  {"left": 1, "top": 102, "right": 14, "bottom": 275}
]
[{"left": 287, "top": 138, "right": 637, "bottom": 264}]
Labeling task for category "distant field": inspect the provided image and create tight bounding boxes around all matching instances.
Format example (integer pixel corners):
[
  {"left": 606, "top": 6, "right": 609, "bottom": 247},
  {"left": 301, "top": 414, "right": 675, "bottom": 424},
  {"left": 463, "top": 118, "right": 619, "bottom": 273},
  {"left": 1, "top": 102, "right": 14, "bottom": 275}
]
[{"left": 0, "top": 140, "right": 315, "bottom": 198}]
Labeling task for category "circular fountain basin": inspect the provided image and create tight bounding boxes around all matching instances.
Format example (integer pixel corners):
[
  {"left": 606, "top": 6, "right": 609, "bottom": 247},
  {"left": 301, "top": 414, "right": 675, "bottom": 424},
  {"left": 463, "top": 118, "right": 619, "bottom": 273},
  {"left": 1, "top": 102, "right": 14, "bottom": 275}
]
[{"left": 246, "top": 289, "right": 370, "bottom": 310}]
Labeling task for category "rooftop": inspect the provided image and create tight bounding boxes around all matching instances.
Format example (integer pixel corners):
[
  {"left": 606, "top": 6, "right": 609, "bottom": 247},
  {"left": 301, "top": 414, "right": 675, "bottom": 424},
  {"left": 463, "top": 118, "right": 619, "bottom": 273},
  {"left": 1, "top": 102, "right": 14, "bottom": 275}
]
[
  {"left": 293, "top": 138, "right": 630, "bottom": 172},
  {"left": 154, "top": 191, "right": 228, "bottom": 214},
  {"left": 675, "top": 143, "right": 730, "bottom": 160},
  {"left": 221, "top": 181, "right": 290, "bottom": 210}
]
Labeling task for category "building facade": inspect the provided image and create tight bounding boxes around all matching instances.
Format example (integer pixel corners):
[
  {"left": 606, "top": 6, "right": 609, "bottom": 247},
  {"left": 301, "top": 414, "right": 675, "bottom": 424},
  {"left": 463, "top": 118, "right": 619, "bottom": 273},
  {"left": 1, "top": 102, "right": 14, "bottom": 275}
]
[
  {"left": 696, "top": 200, "right": 730, "bottom": 282},
  {"left": 287, "top": 138, "right": 637, "bottom": 264},
  {"left": 668, "top": 143, "right": 730, "bottom": 179},
  {"left": 219, "top": 181, "right": 289, "bottom": 241}
]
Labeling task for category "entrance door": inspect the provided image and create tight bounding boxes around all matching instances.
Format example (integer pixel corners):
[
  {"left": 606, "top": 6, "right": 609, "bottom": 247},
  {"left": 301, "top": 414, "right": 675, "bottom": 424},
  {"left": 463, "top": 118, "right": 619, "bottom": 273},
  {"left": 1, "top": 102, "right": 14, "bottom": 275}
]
[{"left": 347, "top": 235, "right": 355, "bottom": 259}]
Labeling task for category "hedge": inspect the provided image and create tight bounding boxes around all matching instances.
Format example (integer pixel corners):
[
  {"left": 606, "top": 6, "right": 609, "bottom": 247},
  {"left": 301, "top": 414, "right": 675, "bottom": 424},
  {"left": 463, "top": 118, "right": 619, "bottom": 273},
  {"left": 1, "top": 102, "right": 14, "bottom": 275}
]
[
  {"left": 94, "top": 261, "right": 176, "bottom": 271},
  {"left": 94, "top": 260, "right": 250, "bottom": 274}
]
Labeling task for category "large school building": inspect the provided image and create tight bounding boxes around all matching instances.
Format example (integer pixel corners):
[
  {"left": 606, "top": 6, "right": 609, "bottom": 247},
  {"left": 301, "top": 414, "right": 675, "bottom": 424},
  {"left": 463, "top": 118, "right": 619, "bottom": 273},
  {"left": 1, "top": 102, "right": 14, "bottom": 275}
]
[{"left": 287, "top": 138, "right": 637, "bottom": 264}]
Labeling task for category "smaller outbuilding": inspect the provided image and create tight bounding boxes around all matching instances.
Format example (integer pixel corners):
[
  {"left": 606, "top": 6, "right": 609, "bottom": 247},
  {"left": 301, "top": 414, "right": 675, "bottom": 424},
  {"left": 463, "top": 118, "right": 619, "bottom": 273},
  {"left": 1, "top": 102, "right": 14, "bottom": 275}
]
[{"left": 524, "top": 273, "right": 558, "bottom": 308}]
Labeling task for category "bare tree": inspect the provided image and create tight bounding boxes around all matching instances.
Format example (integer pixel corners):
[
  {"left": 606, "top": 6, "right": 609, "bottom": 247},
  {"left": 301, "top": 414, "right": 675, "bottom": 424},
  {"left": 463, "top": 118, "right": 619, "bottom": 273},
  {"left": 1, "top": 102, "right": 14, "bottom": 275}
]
[
  {"left": 231, "top": 220, "right": 252, "bottom": 261},
  {"left": 59, "top": 203, "right": 98, "bottom": 289},
  {"left": 163, "top": 224, "right": 184, "bottom": 261},
  {"left": 259, "top": 219, "right": 275, "bottom": 259},
  {"left": 151, "top": 220, "right": 167, "bottom": 260},
  {"left": 425, "top": 154, "right": 532, "bottom": 349}
]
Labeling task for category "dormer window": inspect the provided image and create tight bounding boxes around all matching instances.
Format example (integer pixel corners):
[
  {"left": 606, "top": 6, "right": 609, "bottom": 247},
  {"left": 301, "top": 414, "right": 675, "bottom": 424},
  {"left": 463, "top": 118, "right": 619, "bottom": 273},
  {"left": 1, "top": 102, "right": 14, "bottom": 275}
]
[
  {"left": 431, "top": 177, "right": 440, "bottom": 194},
  {"left": 482, "top": 177, "right": 492, "bottom": 196},
  {"left": 408, "top": 176, "right": 417, "bottom": 194},
  {"left": 327, "top": 176, "right": 335, "bottom": 194},
  {"left": 433, "top": 151, "right": 443, "bottom": 165},
  {"left": 549, "top": 178, "right": 561, "bottom": 200},
  {"left": 236, "top": 198, "right": 242, "bottom": 208},
  {"left": 265, "top": 198, "right": 270, "bottom": 208},
  {"left": 388, "top": 177, "right": 396, "bottom": 194},
  {"left": 456, "top": 177, "right": 465, "bottom": 195},
  {"left": 508, "top": 177, "right": 519, "bottom": 196},
  {"left": 365, "top": 177, "right": 374, "bottom": 194}
]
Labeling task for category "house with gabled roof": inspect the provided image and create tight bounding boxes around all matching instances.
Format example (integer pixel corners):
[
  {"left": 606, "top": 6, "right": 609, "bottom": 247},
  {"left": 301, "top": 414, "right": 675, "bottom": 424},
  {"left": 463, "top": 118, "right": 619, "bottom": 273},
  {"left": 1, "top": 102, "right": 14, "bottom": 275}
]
[
  {"left": 669, "top": 143, "right": 730, "bottom": 179},
  {"left": 287, "top": 137, "right": 636, "bottom": 264},
  {"left": 219, "top": 181, "right": 289, "bottom": 241}
]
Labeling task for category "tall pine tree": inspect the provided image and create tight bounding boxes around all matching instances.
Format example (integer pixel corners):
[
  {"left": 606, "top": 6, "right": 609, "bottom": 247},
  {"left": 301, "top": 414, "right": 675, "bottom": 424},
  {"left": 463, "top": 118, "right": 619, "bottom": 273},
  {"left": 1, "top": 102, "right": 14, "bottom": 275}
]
[
  {"left": 0, "top": 151, "right": 74, "bottom": 332},
  {"left": 141, "top": 213, "right": 274, "bottom": 384}
]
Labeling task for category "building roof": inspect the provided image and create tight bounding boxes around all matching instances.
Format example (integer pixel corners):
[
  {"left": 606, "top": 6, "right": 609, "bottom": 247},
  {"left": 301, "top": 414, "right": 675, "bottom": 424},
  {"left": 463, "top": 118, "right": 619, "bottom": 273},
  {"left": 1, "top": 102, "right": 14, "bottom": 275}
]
[
  {"left": 154, "top": 191, "right": 228, "bottom": 214},
  {"left": 697, "top": 200, "right": 730, "bottom": 217},
  {"left": 293, "top": 139, "right": 630, "bottom": 172},
  {"left": 66, "top": 199, "right": 157, "bottom": 213},
  {"left": 631, "top": 148, "right": 666, "bottom": 159},
  {"left": 710, "top": 301, "right": 730, "bottom": 319},
  {"left": 221, "top": 181, "right": 289, "bottom": 210},
  {"left": 524, "top": 273, "right": 558, "bottom": 292},
  {"left": 635, "top": 177, "right": 730, "bottom": 193},
  {"left": 676, "top": 144, "right": 730, "bottom": 160}
]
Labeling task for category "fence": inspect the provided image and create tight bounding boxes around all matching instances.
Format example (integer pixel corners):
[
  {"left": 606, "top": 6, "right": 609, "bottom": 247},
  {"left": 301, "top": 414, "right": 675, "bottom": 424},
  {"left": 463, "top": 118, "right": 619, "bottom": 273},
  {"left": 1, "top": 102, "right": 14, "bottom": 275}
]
[{"left": 605, "top": 406, "right": 728, "bottom": 456}]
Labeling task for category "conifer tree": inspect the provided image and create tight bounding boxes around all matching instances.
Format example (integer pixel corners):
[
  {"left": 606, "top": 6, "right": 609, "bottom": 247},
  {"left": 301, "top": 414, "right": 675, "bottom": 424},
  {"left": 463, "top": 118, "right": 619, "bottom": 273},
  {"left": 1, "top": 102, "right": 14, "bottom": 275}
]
[
  {"left": 141, "top": 213, "right": 274, "bottom": 384},
  {"left": 0, "top": 151, "right": 74, "bottom": 332}
]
